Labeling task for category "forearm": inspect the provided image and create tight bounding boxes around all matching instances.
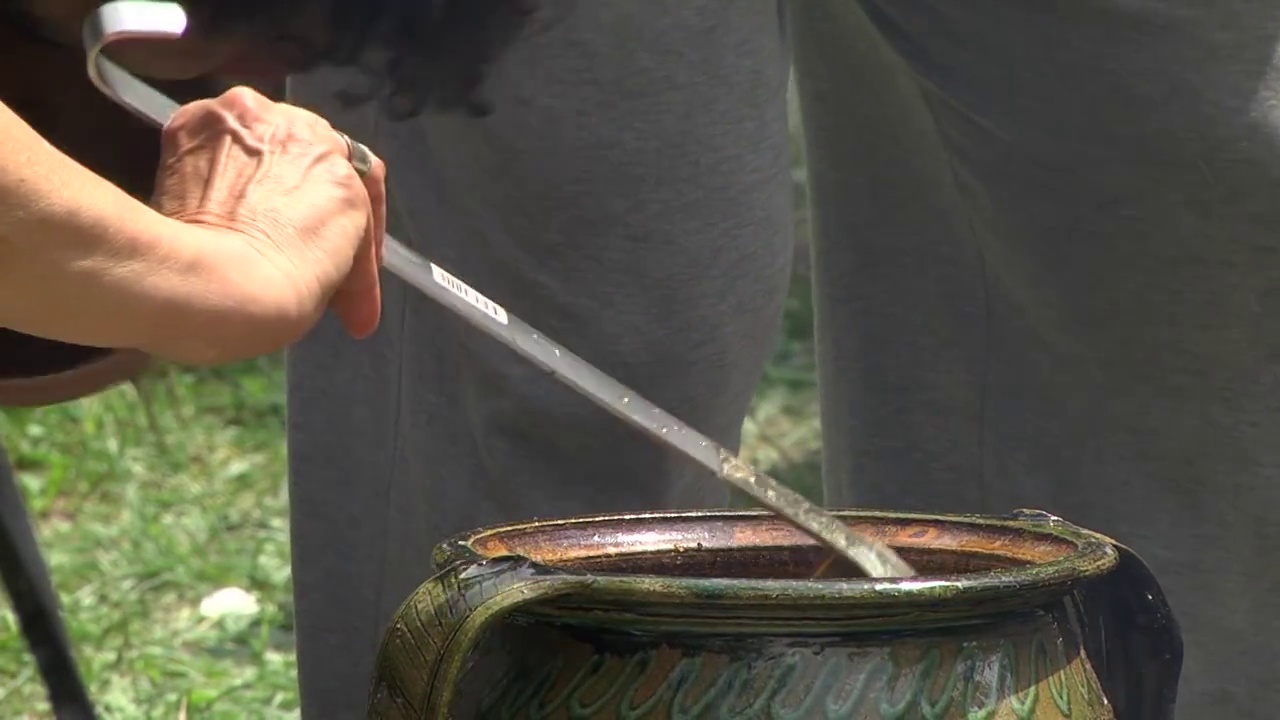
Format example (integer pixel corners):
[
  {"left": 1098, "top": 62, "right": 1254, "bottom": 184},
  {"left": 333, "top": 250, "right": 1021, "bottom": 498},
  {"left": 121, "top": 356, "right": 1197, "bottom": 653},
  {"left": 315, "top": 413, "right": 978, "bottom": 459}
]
[{"left": 0, "top": 100, "right": 227, "bottom": 352}]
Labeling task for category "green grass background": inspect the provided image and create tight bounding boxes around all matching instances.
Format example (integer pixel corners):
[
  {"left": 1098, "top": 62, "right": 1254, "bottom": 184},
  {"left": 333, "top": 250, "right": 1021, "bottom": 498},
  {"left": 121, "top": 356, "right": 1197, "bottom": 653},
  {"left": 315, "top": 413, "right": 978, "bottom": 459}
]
[{"left": 0, "top": 103, "right": 821, "bottom": 719}]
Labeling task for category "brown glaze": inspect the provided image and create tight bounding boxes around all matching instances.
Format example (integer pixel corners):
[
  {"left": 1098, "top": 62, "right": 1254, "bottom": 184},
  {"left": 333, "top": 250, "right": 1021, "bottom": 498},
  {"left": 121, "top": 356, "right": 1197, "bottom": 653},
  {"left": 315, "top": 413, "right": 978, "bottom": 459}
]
[
  {"left": 464, "top": 511, "right": 1090, "bottom": 572},
  {"left": 716, "top": 448, "right": 916, "bottom": 578},
  {"left": 369, "top": 509, "right": 1183, "bottom": 719}
]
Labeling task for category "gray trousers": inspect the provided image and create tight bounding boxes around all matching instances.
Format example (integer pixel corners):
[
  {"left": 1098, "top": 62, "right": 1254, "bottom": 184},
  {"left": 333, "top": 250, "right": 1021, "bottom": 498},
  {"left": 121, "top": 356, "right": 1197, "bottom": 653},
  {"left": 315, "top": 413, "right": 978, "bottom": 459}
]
[{"left": 289, "top": 0, "right": 1280, "bottom": 716}]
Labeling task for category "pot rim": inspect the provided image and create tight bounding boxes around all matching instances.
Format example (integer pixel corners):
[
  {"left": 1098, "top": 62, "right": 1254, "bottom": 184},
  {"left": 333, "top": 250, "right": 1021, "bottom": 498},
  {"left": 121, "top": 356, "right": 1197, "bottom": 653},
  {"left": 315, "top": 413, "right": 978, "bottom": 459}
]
[{"left": 434, "top": 509, "right": 1119, "bottom": 611}]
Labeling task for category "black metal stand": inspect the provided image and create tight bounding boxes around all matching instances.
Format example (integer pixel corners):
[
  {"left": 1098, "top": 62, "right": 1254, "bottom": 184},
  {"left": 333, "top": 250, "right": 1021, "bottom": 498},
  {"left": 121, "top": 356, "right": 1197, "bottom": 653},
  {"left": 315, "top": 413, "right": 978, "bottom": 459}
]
[{"left": 0, "top": 442, "right": 97, "bottom": 719}]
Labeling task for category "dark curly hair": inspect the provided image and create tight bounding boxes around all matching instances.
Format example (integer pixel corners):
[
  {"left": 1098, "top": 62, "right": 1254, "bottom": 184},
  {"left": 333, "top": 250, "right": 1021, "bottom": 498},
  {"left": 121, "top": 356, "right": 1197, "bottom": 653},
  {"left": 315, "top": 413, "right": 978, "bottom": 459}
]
[{"left": 184, "top": 0, "right": 539, "bottom": 118}]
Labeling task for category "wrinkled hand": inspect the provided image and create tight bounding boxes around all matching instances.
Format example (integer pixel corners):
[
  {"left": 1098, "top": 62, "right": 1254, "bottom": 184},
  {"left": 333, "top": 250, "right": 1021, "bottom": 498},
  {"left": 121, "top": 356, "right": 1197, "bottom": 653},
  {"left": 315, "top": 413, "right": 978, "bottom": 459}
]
[{"left": 150, "top": 86, "right": 385, "bottom": 363}]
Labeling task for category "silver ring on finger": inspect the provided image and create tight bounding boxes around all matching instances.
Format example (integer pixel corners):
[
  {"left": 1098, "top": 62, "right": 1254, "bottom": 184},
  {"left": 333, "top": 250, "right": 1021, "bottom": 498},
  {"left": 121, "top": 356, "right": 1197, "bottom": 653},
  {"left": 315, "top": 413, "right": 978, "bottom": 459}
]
[{"left": 336, "top": 130, "right": 374, "bottom": 178}]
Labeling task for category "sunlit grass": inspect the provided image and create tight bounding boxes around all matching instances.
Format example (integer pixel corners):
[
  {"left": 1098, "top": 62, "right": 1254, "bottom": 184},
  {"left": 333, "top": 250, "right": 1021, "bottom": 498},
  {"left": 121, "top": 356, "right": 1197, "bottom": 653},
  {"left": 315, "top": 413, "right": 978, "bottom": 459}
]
[
  {"left": 0, "top": 281, "right": 820, "bottom": 718},
  {"left": 0, "top": 360, "right": 299, "bottom": 718}
]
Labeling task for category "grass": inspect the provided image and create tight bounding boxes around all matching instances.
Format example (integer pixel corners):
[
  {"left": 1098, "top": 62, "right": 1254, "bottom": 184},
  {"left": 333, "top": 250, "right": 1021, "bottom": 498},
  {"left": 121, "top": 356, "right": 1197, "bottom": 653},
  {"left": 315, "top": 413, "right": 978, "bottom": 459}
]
[
  {"left": 0, "top": 361, "right": 300, "bottom": 718},
  {"left": 0, "top": 98, "right": 821, "bottom": 720},
  {"left": 0, "top": 292, "right": 819, "bottom": 719}
]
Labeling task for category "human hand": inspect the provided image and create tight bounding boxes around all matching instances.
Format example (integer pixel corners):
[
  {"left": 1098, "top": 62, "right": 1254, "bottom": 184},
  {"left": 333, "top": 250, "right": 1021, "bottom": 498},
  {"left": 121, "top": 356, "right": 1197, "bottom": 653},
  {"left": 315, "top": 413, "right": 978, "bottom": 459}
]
[{"left": 149, "top": 86, "right": 385, "bottom": 364}]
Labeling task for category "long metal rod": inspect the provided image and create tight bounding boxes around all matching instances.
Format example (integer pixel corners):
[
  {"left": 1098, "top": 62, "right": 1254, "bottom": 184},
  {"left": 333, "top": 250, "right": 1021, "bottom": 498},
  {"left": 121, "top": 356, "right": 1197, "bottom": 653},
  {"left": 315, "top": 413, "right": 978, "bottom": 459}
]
[{"left": 83, "top": 1, "right": 915, "bottom": 578}]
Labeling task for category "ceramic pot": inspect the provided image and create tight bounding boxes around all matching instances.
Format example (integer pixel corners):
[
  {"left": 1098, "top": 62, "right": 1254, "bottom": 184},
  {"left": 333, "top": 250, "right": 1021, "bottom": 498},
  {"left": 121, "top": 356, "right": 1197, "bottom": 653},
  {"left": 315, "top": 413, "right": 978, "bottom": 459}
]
[{"left": 368, "top": 509, "right": 1182, "bottom": 720}]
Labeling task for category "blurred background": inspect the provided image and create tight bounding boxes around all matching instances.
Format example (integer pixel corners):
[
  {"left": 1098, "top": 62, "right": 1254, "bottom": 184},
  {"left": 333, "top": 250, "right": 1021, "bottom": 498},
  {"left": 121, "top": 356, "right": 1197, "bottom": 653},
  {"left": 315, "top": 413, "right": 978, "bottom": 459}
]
[{"left": 0, "top": 92, "right": 820, "bottom": 718}]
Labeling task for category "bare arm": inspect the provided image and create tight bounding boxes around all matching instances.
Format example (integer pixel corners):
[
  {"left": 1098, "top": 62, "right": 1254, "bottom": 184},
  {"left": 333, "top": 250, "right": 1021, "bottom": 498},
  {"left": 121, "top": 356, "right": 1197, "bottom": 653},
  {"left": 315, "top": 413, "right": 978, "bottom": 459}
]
[
  {"left": 0, "top": 99, "right": 232, "bottom": 354},
  {"left": 0, "top": 84, "right": 384, "bottom": 366}
]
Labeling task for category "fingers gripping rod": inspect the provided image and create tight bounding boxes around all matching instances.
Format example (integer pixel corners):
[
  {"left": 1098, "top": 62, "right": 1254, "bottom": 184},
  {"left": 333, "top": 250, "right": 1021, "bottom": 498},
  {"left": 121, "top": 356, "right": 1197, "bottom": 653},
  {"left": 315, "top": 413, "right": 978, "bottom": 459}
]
[
  {"left": 81, "top": 0, "right": 735, "bottom": 497},
  {"left": 82, "top": 0, "right": 915, "bottom": 579}
]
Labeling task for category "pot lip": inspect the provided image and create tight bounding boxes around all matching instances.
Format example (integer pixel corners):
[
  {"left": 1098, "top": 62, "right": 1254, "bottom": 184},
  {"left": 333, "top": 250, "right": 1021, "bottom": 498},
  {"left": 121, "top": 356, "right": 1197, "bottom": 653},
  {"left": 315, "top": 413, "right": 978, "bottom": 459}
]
[{"left": 435, "top": 508, "right": 1119, "bottom": 607}]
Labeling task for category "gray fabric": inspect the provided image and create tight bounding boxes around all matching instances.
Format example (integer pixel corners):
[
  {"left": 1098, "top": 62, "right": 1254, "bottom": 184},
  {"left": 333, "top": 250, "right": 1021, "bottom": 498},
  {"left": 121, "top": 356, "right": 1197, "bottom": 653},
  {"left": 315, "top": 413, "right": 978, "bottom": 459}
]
[
  {"left": 793, "top": 2, "right": 1280, "bottom": 715},
  {"left": 288, "top": 0, "right": 1280, "bottom": 716},
  {"left": 286, "top": 1, "right": 792, "bottom": 715}
]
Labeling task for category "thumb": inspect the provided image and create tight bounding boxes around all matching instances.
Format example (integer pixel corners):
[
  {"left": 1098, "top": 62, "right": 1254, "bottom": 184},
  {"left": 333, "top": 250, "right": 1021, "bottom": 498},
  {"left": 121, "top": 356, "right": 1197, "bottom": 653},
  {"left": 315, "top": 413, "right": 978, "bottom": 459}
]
[
  {"left": 329, "top": 209, "right": 382, "bottom": 338},
  {"left": 329, "top": 155, "right": 387, "bottom": 338}
]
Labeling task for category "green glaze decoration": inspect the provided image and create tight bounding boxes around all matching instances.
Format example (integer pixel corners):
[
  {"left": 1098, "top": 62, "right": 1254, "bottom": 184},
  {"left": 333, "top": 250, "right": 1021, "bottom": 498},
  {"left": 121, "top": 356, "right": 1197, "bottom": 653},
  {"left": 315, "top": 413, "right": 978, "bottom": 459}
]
[
  {"left": 473, "top": 621, "right": 1108, "bottom": 720},
  {"left": 366, "top": 509, "right": 1183, "bottom": 719}
]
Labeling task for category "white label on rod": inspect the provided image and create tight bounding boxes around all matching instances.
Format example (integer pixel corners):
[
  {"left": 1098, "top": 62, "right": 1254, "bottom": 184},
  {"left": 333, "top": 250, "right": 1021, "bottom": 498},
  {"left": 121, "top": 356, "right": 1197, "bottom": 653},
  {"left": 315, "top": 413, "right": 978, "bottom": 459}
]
[{"left": 430, "top": 264, "right": 510, "bottom": 325}]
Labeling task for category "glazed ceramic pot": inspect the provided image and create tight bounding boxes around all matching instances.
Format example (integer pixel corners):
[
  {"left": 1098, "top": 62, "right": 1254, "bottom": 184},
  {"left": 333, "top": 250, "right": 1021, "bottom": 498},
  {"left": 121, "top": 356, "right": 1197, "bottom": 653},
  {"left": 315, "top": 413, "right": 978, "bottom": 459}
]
[{"left": 368, "top": 509, "right": 1182, "bottom": 720}]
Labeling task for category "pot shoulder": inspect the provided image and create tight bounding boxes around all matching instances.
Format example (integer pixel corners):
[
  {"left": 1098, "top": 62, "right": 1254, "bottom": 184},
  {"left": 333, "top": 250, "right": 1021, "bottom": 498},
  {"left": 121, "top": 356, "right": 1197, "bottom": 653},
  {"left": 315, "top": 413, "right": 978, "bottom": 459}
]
[{"left": 465, "top": 608, "right": 1114, "bottom": 719}]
